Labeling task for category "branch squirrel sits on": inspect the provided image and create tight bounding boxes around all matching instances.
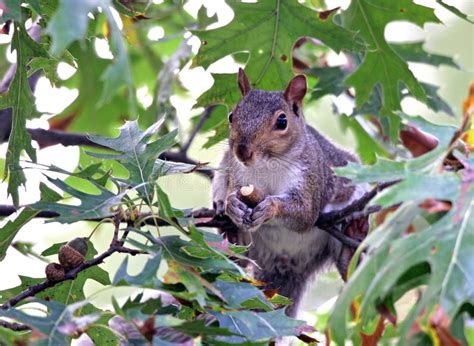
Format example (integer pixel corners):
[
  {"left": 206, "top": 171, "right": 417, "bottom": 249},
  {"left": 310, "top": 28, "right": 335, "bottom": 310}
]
[{"left": 212, "top": 68, "right": 369, "bottom": 317}]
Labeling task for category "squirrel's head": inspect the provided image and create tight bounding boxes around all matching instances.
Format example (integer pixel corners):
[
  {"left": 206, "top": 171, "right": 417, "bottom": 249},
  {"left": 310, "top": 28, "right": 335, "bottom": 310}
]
[{"left": 228, "top": 68, "right": 307, "bottom": 166}]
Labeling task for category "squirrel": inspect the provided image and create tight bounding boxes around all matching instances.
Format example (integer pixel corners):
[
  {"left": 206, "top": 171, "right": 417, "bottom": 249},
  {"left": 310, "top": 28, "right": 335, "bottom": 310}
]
[{"left": 212, "top": 68, "right": 369, "bottom": 317}]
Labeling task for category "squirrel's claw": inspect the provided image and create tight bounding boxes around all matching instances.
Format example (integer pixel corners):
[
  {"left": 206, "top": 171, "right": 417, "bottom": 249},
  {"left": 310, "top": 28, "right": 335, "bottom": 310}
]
[
  {"left": 213, "top": 199, "right": 225, "bottom": 216},
  {"left": 247, "top": 197, "right": 277, "bottom": 231},
  {"left": 225, "top": 192, "right": 251, "bottom": 227}
]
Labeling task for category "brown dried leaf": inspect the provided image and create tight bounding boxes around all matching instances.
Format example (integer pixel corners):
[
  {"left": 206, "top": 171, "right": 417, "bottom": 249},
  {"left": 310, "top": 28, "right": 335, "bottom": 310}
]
[
  {"left": 419, "top": 198, "right": 452, "bottom": 213},
  {"left": 360, "top": 316, "right": 385, "bottom": 346},
  {"left": 400, "top": 125, "right": 439, "bottom": 157}
]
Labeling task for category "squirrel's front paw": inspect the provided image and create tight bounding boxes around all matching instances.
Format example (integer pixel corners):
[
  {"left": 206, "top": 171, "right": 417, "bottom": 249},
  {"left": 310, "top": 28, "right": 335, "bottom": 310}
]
[
  {"left": 248, "top": 197, "right": 278, "bottom": 231},
  {"left": 213, "top": 199, "right": 225, "bottom": 216},
  {"left": 225, "top": 192, "right": 251, "bottom": 227}
]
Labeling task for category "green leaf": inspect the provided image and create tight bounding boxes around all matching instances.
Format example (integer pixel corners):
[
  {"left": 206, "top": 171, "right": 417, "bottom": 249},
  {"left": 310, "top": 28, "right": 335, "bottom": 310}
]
[
  {"left": 210, "top": 309, "right": 310, "bottom": 343},
  {"left": 203, "top": 121, "right": 228, "bottom": 149},
  {"left": 99, "top": 5, "right": 137, "bottom": 113},
  {"left": 308, "top": 66, "right": 346, "bottom": 100},
  {"left": 0, "top": 0, "right": 25, "bottom": 23},
  {"left": 330, "top": 171, "right": 474, "bottom": 344},
  {"left": 86, "top": 325, "right": 121, "bottom": 346},
  {"left": 88, "top": 120, "right": 177, "bottom": 201},
  {"left": 0, "top": 183, "right": 61, "bottom": 261},
  {"left": 213, "top": 280, "right": 272, "bottom": 310},
  {"left": 48, "top": 42, "right": 136, "bottom": 136},
  {"left": 46, "top": 0, "right": 108, "bottom": 56},
  {"left": 193, "top": 0, "right": 363, "bottom": 107},
  {"left": 390, "top": 42, "right": 459, "bottom": 69},
  {"left": 329, "top": 203, "right": 420, "bottom": 343},
  {"left": 158, "top": 236, "right": 236, "bottom": 272},
  {"left": 113, "top": 252, "right": 162, "bottom": 287},
  {"left": 372, "top": 173, "right": 461, "bottom": 207},
  {"left": 0, "top": 300, "right": 99, "bottom": 344},
  {"left": 28, "top": 57, "right": 60, "bottom": 84},
  {"left": 196, "top": 74, "right": 241, "bottom": 109},
  {"left": 31, "top": 176, "right": 125, "bottom": 223},
  {"left": 309, "top": 43, "right": 455, "bottom": 116},
  {"left": 47, "top": 0, "right": 136, "bottom": 111},
  {"left": 173, "top": 320, "right": 237, "bottom": 338},
  {"left": 421, "top": 82, "right": 455, "bottom": 117},
  {"left": 341, "top": 0, "right": 439, "bottom": 136},
  {"left": 3, "top": 24, "right": 49, "bottom": 206},
  {"left": 435, "top": 0, "right": 474, "bottom": 24},
  {"left": 335, "top": 115, "right": 458, "bottom": 183},
  {"left": 338, "top": 115, "right": 388, "bottom": 164},
  {"left": 154, "top": 159, "right": 209, "bottom": 176},
  {"left": 0, "top": 210, "right": 38, "bottom": 262}
]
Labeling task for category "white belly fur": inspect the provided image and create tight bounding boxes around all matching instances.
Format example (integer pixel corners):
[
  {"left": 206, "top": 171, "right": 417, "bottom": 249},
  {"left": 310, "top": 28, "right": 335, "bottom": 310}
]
[{"left": 252, "top": 183, "right": 370, "bottom": 258}]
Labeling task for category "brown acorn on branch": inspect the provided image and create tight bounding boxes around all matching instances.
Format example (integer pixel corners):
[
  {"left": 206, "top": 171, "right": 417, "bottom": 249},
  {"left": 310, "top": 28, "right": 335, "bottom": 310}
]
[
  {"left": 45, "top": 263, "right": 65, "bottom": 281},
  {"left": 58, "top": 237, "right": 88, "bottom": 270}
]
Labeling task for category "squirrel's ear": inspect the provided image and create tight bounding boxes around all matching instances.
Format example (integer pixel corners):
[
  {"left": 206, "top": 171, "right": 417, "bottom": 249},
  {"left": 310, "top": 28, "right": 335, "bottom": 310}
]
[
  {"left": 284, "top": 75, "right": 307, "bottom": 103},
  {"left": 237, "top": 68, "right": 251, "bottom": 96}
]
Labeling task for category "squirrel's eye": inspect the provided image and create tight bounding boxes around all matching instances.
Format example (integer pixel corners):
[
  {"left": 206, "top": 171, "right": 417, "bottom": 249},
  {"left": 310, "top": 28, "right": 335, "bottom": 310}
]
[
  {"left": 228, "top": 112, "right": 233, "bottom": 124},
  {"left": 275, "top": 113, "right": 287, "bottom": 130}
]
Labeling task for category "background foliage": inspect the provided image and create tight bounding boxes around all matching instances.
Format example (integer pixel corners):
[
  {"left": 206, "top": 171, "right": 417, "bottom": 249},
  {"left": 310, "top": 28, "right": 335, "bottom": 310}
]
[{"left": 0, "top": 0, "right": 473, "bottom": 345}]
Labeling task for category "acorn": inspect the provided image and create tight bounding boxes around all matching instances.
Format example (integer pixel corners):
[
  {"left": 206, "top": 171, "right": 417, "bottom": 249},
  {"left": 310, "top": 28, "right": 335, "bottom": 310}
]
[
  {"left": 45, "top": 263, "right": 65, "bottom": 281},
  {"left": 239, "top": 184, "right": 265, "bottom": 208},
  {"left": 58, "top": 237, "right": 88, "bottom": 270}
]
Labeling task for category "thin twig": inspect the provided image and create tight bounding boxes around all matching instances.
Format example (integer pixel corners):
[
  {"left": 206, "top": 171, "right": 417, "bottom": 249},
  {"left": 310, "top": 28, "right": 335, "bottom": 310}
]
[
  {"left": 0, "top": 127, "right": 213, "bottom": 179},
  {"left": 316, "top": 181, "right": 397, "bottom": 229},
  {"left": 19, "top": 128, "right": 214, "bottom": 179},
  {"left": 321, "top": 227, "right": 362, "bottom": 249},
  {"left": 160, "top": 151, "right": 214, "bottom": 179},
  {"left": 180, "top": 105, "right": 215, "bottom": 154},
  {"left": 0, "top": 319, "right": 31, "bottom": 331},
  {"left": 28, "top": 128, "right": 105, "bottom": 149},
  {"left": 0, "top": 181, "right": 396, "bottom": 250},
  {"left": 0, "top": 245, "right": 145, "bottom": 310}
]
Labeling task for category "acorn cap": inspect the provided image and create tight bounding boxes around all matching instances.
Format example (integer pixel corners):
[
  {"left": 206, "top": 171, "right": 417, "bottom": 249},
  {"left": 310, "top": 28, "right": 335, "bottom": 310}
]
[
  {"left": 59, "top": 244, "right": 85, "bottom": 270},
  {"left": 45, "top": 263, "right": 65, "bottom": 281},
  {"left": 67, "top": 237, "right": 88, "bottom": 256}
]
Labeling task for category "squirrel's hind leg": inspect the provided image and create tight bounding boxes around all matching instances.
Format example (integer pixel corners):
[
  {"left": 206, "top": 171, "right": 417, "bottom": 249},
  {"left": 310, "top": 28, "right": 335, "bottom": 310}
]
[
  {"left": 254, "top": 249, "right": 331, "bottom": 318},
  {"left": 256, "top": 268, "right": 307, "bottom": 318}
]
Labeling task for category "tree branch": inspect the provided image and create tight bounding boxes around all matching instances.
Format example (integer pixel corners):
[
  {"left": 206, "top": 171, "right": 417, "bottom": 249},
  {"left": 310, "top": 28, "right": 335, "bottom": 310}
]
[
  {"left": 0, "top": 245, "right": 144, "bottom": 310},
  {"left": 0, "top": 319, "right": 31, "bottom": 331},
  {"left": 0, "top": 182, "right": 396, "bottom": 312},
  {"left": 315, "top": 181, "right": 397, "bottom": 229},
  {"left": 28, "top": 128, "right": 105, "bottom": 149},
  {"left": 0, "top": 182, "right": 395, "bottom": 251},
  {"left": 180, "top": 105, "right": 216, "bottom": 154},
  {"left": 0, "top": 127, "right": 214, "bottom": 179},
  {"left": 321, "top": 227, "right": 363, "bottom": 249}
]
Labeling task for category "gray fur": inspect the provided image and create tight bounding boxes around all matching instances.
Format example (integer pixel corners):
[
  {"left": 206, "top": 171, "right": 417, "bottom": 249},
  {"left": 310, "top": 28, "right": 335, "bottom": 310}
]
[{"left": 212, "top": 81, "right": 364, "bottom": 317}]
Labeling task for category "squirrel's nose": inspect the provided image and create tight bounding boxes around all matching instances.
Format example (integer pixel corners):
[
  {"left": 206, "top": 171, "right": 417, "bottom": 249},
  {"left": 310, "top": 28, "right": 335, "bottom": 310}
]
[{"left": 236, "top": 143, "right": 254, "bottom": 163}]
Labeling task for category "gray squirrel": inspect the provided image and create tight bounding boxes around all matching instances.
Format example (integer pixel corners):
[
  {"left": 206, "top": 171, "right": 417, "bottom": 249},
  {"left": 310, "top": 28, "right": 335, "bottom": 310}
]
[{"left": 212, "top": 69, "right": 368, "bottom": 317}]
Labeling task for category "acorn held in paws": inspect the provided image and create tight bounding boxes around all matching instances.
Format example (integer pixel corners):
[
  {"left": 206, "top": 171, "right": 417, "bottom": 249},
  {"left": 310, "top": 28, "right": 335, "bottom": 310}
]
[
  {"left": 239, "top": 184, "right": 264, "bottom": 208},
  {"left": 45, "top": 263, "right": 65, "bottom": 281},
  {"left": 58, "top": 237, "right": 88, "bottom": 270}
]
